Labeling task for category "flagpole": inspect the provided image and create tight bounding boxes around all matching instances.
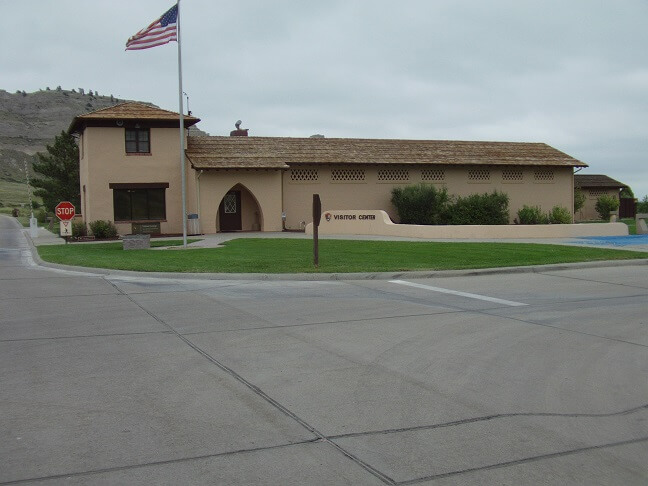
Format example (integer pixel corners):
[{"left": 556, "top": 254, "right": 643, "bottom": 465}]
[{"left": 176, "top": 0, "right": 187, "bottom": 247}]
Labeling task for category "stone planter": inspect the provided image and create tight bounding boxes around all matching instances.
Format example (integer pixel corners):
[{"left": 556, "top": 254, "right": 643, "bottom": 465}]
[{"left": 122, "top": 234, "right": 151, "bottom": 250}]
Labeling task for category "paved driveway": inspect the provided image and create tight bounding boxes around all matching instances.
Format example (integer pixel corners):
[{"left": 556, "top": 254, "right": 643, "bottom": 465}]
[{"left": 1, "top": 216, "right": 647, "bottom": 485}]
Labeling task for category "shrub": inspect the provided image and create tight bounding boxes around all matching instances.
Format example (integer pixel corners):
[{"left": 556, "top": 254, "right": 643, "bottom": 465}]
[
  {"left": 35, "top": 208, "right": 48, "bottom": 223},
  {"left": 517, "top": 205, "right": 549, "bottom": 225},
  {"left": 574, "top": 188, "right": 586, "bottom": 213},
  {"left": 595, "top": 195, "right": 620, "bottom": 220},
  {"left": 72, "top": 220, "right": 88, "bottom": 237},
  {"left": 391, "top": 184, "right": 450, "bottom": 225},
  {"left": 392, "top": 186, "right": 510, "bottom": 225},
  {"left": 89, "top": 220, "right": 117, "bottom": 238},
  {"left": 549, "top": 206, "right": 572, "bottom": 224},
  {"left": 445, "top": 191, "right": 509, "bottom": 225}
]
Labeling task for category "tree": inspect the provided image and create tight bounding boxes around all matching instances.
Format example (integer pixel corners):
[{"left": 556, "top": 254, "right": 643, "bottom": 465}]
[
  {"left": 637, "top": 195, "right": 648, "bottom": 213},
  {"left": 31, "top": 131, "right": 80, "bottom": 211},
  {"left": 620, "top": 186, "right": 634, "bottom": 198}
]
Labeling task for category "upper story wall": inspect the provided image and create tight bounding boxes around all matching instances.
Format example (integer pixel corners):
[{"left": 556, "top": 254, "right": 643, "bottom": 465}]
[
  {"left": 79, "top": 125, "right": 196, "bottom": 234},
  {"left": 82, "top": 126, "right": 182, "bottom": 181}
]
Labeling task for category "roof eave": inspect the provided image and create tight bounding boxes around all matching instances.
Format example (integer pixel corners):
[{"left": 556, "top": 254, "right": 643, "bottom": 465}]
[{"left": 69, "top": 116, "right": 201, "bottom": 134}]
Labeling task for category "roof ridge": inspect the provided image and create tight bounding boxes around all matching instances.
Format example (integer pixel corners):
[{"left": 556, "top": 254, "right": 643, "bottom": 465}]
[
  {"left": 78, "top": 101, "right": 152, "bottom": 117},
  {"left": 197, "top": 135, "right": 549, "bottom": 145}
]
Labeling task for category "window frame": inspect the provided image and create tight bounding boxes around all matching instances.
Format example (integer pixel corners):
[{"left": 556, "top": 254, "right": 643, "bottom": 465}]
[
  {"left": 125, "top": 127, "right": 151, "bottom": 154},
  {"left": 110, "top": 183, "right": 168, "bottom": 222}
]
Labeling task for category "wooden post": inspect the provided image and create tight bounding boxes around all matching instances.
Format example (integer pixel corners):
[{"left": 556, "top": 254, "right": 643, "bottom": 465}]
[{"left": 313, "top": 194, "right": 321, "bottom": 267}]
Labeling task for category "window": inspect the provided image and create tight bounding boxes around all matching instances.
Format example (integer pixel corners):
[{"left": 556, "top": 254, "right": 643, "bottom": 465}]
[
  {"left": 533, "top": 169, "right": 554, "bottom": 183},
  {"left": 125, "top": 127, "right": 150, "bottom": 153},
  {"left": 110, "top": 184, "right": 167, "bottom": 221},
  {"left": 588, "top": 188, "right": 607, "bottom": 199},
  {"left": 223, "top": 192, "right": 237, "bottom": 213},
  {"left": 502, "top": 168, "right": 523, "bottom": 183},
  {"left": 331, "top": 168, "right": 366, "bottom": 182},
  {"left": 377, "top": 168, "right": 409, "bottom": 182},
  {"left": 421, "top": 168, "right": 445, "bottom": 182},
  {"left": 290, "top": 168, "right": 319, "bottom": 182},
  {"left": 468, "top": 168, "right": 490, "bottom": 182}
]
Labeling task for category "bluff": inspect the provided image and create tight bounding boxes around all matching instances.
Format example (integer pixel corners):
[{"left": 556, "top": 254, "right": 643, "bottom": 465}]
[
  {"left": 0, "top": 88, "right": 142, "bottom": 182},
  {"left": 0, "top": 88, "right": 205, "bottom": 206}
]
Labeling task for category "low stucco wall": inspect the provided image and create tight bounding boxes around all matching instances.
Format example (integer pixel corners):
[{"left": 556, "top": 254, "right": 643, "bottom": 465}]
[{"left": 305, "top": 210, "right": 629, "bottom": 239}]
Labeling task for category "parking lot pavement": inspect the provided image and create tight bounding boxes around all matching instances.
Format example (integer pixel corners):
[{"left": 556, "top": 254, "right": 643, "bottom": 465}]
[{"left": 2, "top": 216, "right": 648, "bottom": 484}]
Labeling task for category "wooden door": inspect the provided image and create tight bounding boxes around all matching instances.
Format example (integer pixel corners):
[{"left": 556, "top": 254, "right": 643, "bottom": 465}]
[{"left": 219, "top": 190, "right": 242, "bottom": 231}]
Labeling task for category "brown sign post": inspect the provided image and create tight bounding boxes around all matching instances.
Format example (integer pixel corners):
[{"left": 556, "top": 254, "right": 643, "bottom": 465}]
[{"left": 312, "top": 194, "right": 322, "bottom": 267}]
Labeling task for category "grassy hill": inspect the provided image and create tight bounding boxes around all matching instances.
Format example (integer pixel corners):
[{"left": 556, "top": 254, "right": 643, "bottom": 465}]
[{"left": 0, "top": 180, "right": 35, "bottom": 208}]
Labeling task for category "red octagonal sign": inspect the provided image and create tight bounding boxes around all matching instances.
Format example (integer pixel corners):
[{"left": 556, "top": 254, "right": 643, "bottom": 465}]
[{"left": 55, "top": 201, "right": 76, "bottom": 221}]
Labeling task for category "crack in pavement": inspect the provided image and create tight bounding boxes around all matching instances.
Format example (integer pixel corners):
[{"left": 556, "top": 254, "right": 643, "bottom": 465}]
[
  {"left": 0, "top": 439, "right": 320, "bottom": 485},
  {"left": 396, "top": 436, "right": 648, "bottom": 485},
  {"left": 329, "top": 403, "right": 648, "bottom": 440},
  {"left": 536, "top": 270, "right": 648, "bottom": 291},
  {"left": 103, "top": 277, "right": 397, "bottom": 485}
]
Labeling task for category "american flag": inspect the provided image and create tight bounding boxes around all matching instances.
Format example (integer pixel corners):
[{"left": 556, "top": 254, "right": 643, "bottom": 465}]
[{"left": 126, "top": 4, "right": 178, "bottom": 50}]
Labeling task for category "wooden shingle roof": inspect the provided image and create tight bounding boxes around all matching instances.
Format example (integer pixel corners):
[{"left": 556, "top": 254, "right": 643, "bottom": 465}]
[
  {"left": 69, "top": 102, "right": 200, "bottom": 132},
  {"left": 574, "top": 174, "right": 627, "bottom": 188},
  {"left": 185, "top": 136, "right": 587, "bottom": 170}
]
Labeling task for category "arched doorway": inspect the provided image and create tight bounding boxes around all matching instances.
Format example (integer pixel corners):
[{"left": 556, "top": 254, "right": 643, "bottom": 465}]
[{"left": 217, "top": 184, "right": 263, "bottom": 232}]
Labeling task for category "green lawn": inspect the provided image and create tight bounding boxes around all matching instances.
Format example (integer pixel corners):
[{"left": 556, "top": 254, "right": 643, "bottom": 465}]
[
  {"left": 621, "top": 218, "right": 636, "bottom": 235},
  {"left": 36, "top": 238, "right": 648, "bottom": 274}
]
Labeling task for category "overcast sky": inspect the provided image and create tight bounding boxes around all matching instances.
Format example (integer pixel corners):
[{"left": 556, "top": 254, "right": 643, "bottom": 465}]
[{"left": 3, "top": 0, "right": 647, "bottom": 198}]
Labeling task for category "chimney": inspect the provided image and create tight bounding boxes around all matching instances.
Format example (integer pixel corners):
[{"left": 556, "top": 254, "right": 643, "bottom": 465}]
[{"left": 229, "top": 120, "right": 249, "bottom": 137}]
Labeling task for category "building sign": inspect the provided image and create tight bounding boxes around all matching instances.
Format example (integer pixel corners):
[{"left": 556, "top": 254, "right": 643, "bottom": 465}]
[
  {"left": 324, "top": 212, "right": 376, "bottom": 222},
  {"left": 132, "top": 222, "right": 161, "bottom": 234}
]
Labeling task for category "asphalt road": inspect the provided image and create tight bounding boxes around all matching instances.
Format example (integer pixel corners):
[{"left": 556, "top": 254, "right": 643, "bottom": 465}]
[{"left": 1, "top": 215, "right": 647, "bottom": 485}]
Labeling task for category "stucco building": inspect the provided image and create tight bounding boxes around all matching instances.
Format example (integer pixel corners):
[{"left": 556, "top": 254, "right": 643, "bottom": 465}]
[
  {"left": 70, "top": 103, "right": 588, "bottom": 235},
  {"left": 574, "top": 174, "right": 628, "bottom": 221}
]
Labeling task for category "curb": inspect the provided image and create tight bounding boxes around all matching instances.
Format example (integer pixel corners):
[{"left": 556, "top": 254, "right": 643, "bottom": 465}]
[{"left": 23, "top": 229, "right": 648, "bottom": 281}]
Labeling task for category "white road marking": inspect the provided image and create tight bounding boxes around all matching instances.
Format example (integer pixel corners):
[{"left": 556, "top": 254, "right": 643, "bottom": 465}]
[{"left": 390, "top": 279, "right": 528, "bottom": 307}]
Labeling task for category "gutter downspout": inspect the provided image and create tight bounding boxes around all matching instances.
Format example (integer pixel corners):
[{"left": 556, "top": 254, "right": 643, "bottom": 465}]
[
  {"left": 281, "top": 167, "right": 286, "bottom": 231},
  {"left": 196, "top": 169, "right": 204, "bottom": 232}
]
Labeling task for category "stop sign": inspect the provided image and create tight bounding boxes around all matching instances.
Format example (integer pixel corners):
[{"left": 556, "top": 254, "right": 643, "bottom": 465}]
[{"left": 55, "top": 201, "right": 76, "bottom": 221}]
